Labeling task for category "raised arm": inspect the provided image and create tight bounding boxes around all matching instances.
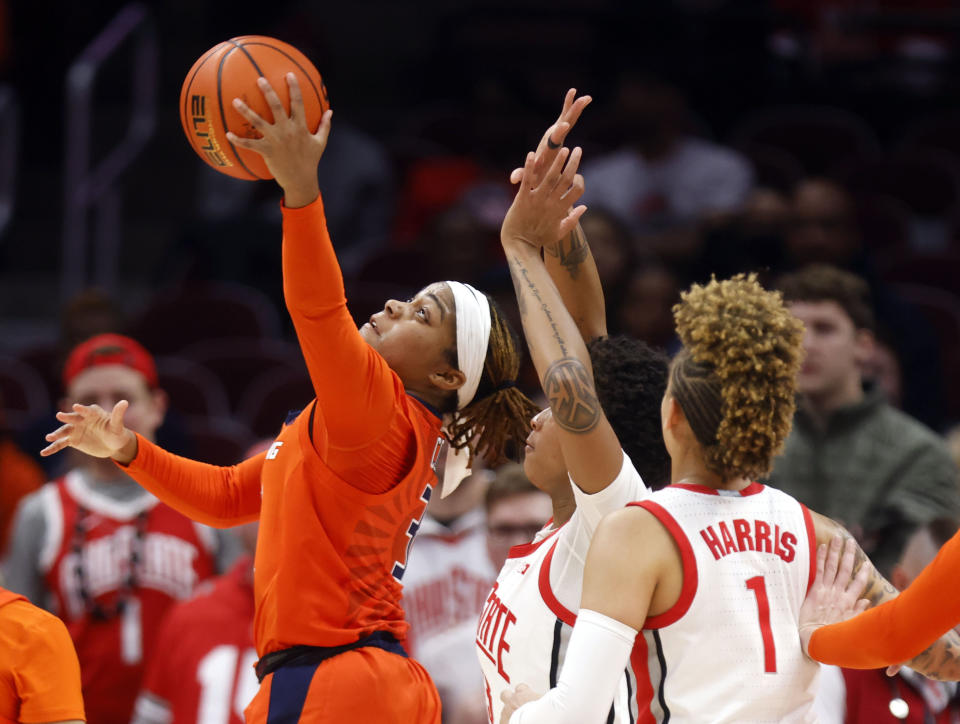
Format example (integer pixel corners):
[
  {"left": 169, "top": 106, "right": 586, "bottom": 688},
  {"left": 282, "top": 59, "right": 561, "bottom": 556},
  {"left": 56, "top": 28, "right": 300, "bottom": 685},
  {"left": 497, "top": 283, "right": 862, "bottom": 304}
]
[
  {"left": 528, "top": 90, "right": 606, "bottom": 343},
  {"left": 502, "top": 147, "right": 623, "bottom": 493},
  {"left": 228, "top": 75, "right": 402, "bottom": 450},
  {"left": 544, "top": 223, "right": 607, "bottom": 343},
  {"left": 41, "top": 403, "right": 263, "bottom": 528},
  {"left": 809, "top": 511, "right": 960, "bottom": 679}
]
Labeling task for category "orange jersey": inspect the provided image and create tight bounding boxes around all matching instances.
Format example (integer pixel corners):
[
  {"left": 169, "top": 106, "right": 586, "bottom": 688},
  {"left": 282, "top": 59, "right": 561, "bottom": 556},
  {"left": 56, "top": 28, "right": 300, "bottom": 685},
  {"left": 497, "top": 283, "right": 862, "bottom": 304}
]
[
  {"left": 123, "top": 195, "right": 445, "bottom": 658},
  {"left": 0, "top": 587, "right": 86, "bottom": 724},
  {"left": 809, "top": 527, "right": 960, "bottom": 668}
]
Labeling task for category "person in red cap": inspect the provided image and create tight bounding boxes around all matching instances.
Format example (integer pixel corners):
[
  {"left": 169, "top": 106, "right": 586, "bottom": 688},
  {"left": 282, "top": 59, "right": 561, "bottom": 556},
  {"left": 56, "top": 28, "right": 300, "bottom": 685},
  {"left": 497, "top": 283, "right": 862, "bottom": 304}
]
[{"left": 1, "top": 334, "right": 238, "bottom": 724}]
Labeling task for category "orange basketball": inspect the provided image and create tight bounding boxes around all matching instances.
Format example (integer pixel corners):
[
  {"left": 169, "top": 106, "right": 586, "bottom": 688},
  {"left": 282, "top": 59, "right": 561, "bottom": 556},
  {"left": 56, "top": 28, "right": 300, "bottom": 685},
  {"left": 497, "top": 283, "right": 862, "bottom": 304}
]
[{"left": 179, "top": 36, "right": 330, "bottom": 181}]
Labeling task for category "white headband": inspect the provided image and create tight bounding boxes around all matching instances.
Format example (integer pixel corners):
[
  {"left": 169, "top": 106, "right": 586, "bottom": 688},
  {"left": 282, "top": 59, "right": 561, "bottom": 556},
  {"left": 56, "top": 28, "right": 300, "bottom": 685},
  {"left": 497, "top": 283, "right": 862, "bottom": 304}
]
[
  {"left": 438, "top": 281, "right": 491, "bottom": 498},
  {"left": 446, "top": 281, "right": 491, "bottom": 410}
]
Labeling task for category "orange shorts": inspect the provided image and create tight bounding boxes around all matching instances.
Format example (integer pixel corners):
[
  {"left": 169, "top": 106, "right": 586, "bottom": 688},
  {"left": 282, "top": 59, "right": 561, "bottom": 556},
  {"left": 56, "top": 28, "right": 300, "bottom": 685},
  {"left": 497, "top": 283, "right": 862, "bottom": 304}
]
[{"left": 245, "top": 646, "right": 441, "bottom": 723}]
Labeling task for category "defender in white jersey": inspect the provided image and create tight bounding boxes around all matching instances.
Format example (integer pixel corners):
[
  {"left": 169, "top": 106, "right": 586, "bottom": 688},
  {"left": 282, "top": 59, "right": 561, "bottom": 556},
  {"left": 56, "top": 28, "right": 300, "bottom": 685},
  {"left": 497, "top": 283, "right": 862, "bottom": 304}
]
[
  {"left": 503, "top": 274, "right": 814, "bottom": 723},
  {"left": 482, "top": 90, "right": 670, "bottom": 724},
  {"left": 626, "top": 482, "right": 817, "bottom": 721}
]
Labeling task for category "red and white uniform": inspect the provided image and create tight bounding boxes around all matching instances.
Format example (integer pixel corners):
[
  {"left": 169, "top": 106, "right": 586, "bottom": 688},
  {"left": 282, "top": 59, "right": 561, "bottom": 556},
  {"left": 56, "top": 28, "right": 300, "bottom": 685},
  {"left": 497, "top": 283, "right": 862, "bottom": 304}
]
[
  {"left": 478, "top": 453, "right": 646, "bottom": 724},
  {"left": 402, "top": 509, "right": 496, "bottom": 706},
  {"left": 38, "top": 471, "right": 217, "bottom": 724},
  {"left": 629, "top": 483, "right": 818, "bottom": 723},
  {"left": 132, "top": 556, "right": 258, "bottom": 724}
]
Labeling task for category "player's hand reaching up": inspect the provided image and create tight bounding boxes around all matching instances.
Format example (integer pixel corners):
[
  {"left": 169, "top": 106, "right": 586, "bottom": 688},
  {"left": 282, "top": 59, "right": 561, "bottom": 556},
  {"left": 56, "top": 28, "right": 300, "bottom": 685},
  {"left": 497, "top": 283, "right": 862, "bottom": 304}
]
[
  {"left": 501, "top": 146, "right": 586, "bottom": 252},
  {"left": 41, "top": 401, "right": 138, "bottom": 465},
  {"left": 500, "top": 683, "right": 540, "bottom": 723},
  {"left": 510, "top": 88, "right": 592, "bottom": 189},
  {"left": 227, "top": 72, "right": 333, "bottom": 208},
  {"left": 799, "top": 535, "right": 871, "bottom": 657}
]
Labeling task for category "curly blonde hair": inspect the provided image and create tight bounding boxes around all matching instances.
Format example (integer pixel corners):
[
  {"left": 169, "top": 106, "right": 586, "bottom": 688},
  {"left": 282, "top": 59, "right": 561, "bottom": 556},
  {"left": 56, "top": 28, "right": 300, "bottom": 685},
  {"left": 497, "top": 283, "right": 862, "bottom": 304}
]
[{"left": 671, "top": 273, "right": 804, "bottom": 480}]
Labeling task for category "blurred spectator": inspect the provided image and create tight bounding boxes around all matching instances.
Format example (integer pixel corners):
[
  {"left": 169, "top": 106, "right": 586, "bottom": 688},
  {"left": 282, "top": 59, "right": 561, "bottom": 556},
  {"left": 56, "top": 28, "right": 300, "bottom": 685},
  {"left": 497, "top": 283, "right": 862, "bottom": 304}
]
[
  {"left": 946, "top": 425, "right": 960, "bottom": 474},
  {"left": 483, "top": 463, "right": 552, "bottom": 573},
  {"left": 402, "top": 463, "right": 550, "bottom": 723},
  {"left": 401, "top": 466, "right": 497, "bottom": 722},
  {"left": 580, "top": 72, "right": 753, "bottom": 259},
  {"left": 697, "top": 187, "right": 792, "bottom": 283},
  {"left": 1, "top": 334, "right": 239, "bottom": 724},
  {"left": 784, "top": 178, "right": 946, "bottom": 428},
  {"left": 821, "top": 518, "right": 960, "bottom": 723},
  {"left": 769, "top": 265, "right": 960, "bottom": 573},
  {"left": 131, "top": 521, "right": 259, "bottom": 724},
  {"left": 614, "top": 263, "right": 681, "bottom": 352},
  {"left": 0, "top": 401, "right": 44, "bottom": 554}
]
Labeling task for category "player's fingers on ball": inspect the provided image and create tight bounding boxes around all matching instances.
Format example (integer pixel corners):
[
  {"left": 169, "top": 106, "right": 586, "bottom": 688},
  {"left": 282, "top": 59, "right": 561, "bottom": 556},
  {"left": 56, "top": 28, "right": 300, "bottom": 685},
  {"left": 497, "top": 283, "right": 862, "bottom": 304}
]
[
  {"left": 230, "top": 97, "right": 268, "bottom": 130},
  {"left": 226, "top": 132, "right": 261, "bottom": 150},
  {"left": 286, "top": 73, "right": 308, "bottom": 127},
  {"left": 313, "top": 109, "right": 333, "bottom": 143},
  {"left": 256, "top": 77, "right": 287, "bottom": 120}
]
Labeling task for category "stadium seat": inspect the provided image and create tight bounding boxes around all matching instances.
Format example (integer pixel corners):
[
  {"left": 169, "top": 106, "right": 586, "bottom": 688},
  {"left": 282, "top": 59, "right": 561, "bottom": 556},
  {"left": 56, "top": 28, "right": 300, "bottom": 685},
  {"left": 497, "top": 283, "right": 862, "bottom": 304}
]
[
  {"left": 131, "top": 281, "right": 283, "bottom": 356},
  {"left": 237, "top": 368, "right": 316, "bottom": 439},
  {"left": 155, "top": 356, "right": 231, "bottom": 419}
]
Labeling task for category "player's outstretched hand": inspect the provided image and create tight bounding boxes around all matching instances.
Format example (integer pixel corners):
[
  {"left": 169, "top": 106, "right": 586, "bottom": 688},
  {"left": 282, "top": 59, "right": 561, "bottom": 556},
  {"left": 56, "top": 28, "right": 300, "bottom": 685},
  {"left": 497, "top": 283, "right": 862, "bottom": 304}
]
[
  {"left": 799, "top": 535, "right": 871, "bottom": 658},
  {"left": 227, "top": 73, "right": 333, "bottom": 208},
  {"left": 500, "top": 683, "right": 540, "bottom": 724},
  {"left": 510, "top": 88, "right": 592, "bottom": 188},
  {"left": 501, "top": 146, "right": 586, "bottom": 252},
  {"left": 41, "top": 401, "right": 138, "bottom": 464}
]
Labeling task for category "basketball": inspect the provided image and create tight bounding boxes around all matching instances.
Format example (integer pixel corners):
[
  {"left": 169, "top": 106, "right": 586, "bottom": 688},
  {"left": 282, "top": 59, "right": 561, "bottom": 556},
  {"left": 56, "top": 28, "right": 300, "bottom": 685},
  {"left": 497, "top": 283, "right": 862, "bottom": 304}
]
[{"left": 179, "top": 36, "right": 330, "bottom": 181}]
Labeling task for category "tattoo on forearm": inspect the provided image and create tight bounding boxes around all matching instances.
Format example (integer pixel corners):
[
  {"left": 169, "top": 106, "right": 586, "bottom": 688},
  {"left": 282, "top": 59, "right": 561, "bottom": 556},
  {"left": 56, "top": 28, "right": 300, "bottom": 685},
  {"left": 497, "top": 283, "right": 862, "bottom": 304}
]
[
  {"left": 544, "top": 226, "right": 589, "bottom": 280},
  {"left": 850, "top": 543, "right": 899, "bottom": 606},
  {"left": 508, "top": 255, "right": 568, "bottom": 357},
  {"left": 543, "top": 358, "right": 601, "bottom": 433}
]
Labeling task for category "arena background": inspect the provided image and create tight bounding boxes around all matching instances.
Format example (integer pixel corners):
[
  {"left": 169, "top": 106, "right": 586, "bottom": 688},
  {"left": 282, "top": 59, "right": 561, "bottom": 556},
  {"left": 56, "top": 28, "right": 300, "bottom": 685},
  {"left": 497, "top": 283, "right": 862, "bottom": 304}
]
[{"left": 3, "top": 0, "right": 960, "bottom": 464}]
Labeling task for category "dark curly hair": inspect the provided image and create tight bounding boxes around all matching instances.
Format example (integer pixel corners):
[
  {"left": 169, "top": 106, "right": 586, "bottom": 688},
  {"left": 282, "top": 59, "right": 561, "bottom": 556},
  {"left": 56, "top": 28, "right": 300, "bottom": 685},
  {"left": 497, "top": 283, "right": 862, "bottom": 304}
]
[{"left": 588, "top": 335, "right": 671, "bottom": 489}]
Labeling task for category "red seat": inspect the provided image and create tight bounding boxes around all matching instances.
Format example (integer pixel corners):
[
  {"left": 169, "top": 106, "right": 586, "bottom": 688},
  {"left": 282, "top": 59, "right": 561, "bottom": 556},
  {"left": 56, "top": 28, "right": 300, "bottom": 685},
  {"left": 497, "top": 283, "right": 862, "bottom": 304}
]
[
  {"left": 131, "top": 281, "right": 283, "bottom": 357},
  {"left": 179, "top": 339, "right": 306, "bottom": 412},
  {"left": 237, "top": 368, "right": 316, "bottom": 439},
  {"left": 155, "top": 356, "right": 231, "bottom": 419},
  {"left": 0, "top": 356, "right": 51, "bottom": 432},
  {"left": 184, "top": 417, "right": 254, "bottom": 466}
]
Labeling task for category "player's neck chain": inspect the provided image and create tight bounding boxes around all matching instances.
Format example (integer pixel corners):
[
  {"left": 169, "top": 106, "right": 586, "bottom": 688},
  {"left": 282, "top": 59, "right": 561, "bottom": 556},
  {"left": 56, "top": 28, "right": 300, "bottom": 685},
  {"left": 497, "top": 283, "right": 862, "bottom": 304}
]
[{"left": 71, "top": 506, "right": 149, "bottom": 621}]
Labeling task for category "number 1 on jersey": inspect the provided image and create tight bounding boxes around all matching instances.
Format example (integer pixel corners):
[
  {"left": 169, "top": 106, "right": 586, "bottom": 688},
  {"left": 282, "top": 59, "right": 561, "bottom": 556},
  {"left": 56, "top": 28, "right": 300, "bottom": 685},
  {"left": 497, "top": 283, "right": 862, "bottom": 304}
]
[{"left": 745, "top": 575, "right": 777, "bottom": 673}]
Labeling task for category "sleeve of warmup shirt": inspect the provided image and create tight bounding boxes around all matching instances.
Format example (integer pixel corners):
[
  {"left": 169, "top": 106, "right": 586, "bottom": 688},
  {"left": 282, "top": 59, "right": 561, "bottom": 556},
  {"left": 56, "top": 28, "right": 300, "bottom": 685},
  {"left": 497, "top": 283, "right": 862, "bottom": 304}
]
[
  {"left": 809, "top": 527, "right": 960, "bottom": 669},
  {"left": 119, "top": 435, "right": 264, "bottom": 529},
  {"left": 11, "top": 602, "right": 86, "bottom": 723},
  {"left": 281, "top": 195, "right": 406, "bottom": 451}
]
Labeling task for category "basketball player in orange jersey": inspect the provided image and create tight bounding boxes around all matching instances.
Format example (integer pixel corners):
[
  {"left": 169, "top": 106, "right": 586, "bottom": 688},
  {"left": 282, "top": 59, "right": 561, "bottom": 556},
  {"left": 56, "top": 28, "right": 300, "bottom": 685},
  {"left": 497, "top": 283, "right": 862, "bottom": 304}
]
[
  {"left": 500, "top": 271, "right": 960, "bottom": 723},
  {"left": 40, "top": 73, "right": 543, "bottom": 724},
  {"left": 0, "top": 584, "right": 85, "bottom": 724}
]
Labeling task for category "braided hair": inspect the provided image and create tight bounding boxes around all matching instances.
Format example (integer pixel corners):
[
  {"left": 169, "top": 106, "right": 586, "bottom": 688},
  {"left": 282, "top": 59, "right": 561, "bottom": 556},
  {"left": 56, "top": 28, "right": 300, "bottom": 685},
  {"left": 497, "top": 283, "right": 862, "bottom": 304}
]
[{"left": 444, "top": 296, "right": 539, "bottom": 466}]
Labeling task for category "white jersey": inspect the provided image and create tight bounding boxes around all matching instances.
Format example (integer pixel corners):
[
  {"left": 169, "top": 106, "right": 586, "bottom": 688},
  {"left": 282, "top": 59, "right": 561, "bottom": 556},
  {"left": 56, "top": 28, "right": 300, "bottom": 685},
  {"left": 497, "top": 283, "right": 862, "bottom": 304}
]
[
  {"left": 403, "top": 509, "right": 495, "bottom": 708},
  {"left": 630, "top": 482, "right": 819, "bottom": 723},
  {"left": 477, "top": 452, "right": 647, "bottom": 724}
]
